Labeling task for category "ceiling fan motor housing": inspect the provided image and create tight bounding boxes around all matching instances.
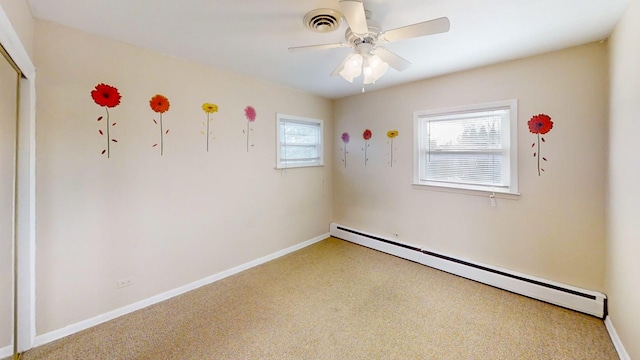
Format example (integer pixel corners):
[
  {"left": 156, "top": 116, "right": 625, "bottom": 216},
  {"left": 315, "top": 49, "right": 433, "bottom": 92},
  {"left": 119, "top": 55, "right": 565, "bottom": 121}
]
[{"left": 345, "top": 19, "right": 381, "bottom": 53}]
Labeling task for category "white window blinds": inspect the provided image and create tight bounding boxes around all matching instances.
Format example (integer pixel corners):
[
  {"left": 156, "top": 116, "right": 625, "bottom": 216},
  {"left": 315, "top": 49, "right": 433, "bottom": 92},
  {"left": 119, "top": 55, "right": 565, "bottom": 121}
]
[
  {"left": 414, "top": 100, "right": 518, "bottom": 194},
  {"left": 276, "top": 114, "right": 323, "bottom": 169}
]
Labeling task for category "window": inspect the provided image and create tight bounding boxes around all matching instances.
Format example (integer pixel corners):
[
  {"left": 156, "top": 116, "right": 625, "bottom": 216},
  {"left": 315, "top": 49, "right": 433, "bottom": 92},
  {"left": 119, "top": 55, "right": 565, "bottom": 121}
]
[
  {"left": 413, "top": 100, "right": 518, "bottom": 194},
  {"left": 276, "top": 114, "right": 323, "bottom": 169}
]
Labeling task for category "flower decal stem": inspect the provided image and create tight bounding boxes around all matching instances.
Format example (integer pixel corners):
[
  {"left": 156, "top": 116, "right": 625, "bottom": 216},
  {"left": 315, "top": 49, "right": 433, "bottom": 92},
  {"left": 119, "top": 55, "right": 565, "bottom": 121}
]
[
  {"left": 202, "top": 103, "right": 219, "bottom": 152},
  {"left": 244, "top": 106, "right": 256, "bottom": 152},
  {"left": 91, "top": 83, "right": 121, "bottom": 158},
  {"left": 341, "top": 132, "right": 350, "bottom": 168},
  {"left": 528, "top": 114, "right": 554, "bottom": 176},
  {"left": 386, "top": 130, "right": 398, "bottom": 167},
  {"left": 150, "top": 94, "right": 170, "bottom": 156},
  {"left": 362, "top": 129, "right": 372, "bottom": 166}
]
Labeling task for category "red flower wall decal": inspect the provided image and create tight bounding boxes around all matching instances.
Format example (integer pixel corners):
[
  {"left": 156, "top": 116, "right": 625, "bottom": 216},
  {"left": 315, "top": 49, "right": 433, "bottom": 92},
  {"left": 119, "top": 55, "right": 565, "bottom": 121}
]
[
  {"left": 91, "top": 83, "right": 121, "bottom": 158},
  {"left": 362, "top": 129, "right": 372, "bottom": 166},
  {"left": 528, "top": 114, "right": 554, "bottom": 176},
  {"left": 150, "top": 94, "right": 171, "bottom": 156},
  {"left": 150, "top": 94, "right": 170, "bottom": 113},
  {"left": 91, "top": 83, "right": 121, "bottom": 108},
  {"left": 243, "top": 106, "right": 256, "bottom": 152}
]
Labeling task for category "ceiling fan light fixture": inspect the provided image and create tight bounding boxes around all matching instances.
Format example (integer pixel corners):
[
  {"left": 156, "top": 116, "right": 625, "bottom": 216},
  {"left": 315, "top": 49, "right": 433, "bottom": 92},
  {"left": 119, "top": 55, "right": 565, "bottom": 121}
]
[
  {"left": 338, "top": 53, "right": 363, "bottom": 83},
  {"left": 367, "top": 54, "right": 389, "bottom": 83}
]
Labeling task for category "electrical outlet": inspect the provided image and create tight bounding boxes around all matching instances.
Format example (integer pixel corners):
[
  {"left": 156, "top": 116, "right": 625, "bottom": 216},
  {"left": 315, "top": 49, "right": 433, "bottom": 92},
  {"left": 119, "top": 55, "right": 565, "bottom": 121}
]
[{"left": 116, "top": 277, "right": 134, "bottom": 289}]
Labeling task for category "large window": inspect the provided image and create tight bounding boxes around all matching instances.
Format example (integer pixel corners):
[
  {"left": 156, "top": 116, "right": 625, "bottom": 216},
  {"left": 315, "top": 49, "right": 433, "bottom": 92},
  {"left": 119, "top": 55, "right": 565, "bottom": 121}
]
[
  {"left": 413, "top": 100, "right": 518, "bottom": 194},
  {"left": 276, "top": 114, "right": 323, "bottom": 169}
]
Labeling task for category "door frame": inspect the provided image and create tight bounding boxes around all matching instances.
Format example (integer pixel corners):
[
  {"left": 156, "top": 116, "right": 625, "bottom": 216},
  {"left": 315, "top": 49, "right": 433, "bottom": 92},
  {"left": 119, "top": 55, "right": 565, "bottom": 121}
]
[{"left": 0, "top": 4, "right": 36, "bottom": 353}]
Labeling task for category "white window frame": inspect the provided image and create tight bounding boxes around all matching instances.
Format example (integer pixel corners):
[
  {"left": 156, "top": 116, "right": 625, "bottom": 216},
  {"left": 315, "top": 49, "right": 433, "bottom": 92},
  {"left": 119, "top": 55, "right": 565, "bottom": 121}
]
[
  {"left": 413, "top": 99, "right": 519, "bottom": 195},
  {"left": 276, "top": 113, "right": 324, "bottom": 169}
]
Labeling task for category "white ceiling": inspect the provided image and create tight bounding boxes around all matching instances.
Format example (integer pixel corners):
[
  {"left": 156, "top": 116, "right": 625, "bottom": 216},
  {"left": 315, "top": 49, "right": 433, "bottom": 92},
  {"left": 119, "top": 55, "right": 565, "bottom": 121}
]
[{"left": 27, "top": 0, "right": 629, "bottom": 99}]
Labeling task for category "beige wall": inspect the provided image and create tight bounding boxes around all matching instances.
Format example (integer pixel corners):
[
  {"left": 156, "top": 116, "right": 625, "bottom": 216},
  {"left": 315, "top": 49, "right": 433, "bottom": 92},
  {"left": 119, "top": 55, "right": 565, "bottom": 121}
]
[
  {"left": 34, "top": 20, "right": 333, "bottom": 335},
  {"left": 607, "top": 0, "right": 640, "bottom": 358},
  {"left": 0, "top": 0, "right": 33, "bottom": 57},
  {"left": 334, "top": 42, "right": 608, "bottom": 291}
]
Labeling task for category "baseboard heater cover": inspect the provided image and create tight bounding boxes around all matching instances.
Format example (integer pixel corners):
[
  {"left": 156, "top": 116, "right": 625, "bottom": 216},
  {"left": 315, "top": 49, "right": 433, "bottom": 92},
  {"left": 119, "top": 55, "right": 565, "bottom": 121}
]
[{"left": 330, "top": 223, "right": 606, "bottom": 318}]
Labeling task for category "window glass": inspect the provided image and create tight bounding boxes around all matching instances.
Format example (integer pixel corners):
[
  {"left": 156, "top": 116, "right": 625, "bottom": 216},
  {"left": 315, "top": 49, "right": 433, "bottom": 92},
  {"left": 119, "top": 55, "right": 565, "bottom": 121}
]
[{"left": 276, "top": 114, "right": 323, "bottom": 169}]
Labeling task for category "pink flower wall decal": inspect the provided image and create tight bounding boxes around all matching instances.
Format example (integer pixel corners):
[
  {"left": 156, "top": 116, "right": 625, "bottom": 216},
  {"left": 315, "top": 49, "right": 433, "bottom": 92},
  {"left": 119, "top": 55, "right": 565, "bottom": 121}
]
[
  {"left": 244, "top": 106, "right": 256, "bottom": 151},
  {"left": 341, "top": 132, "right": 350, "bottom": 167}
]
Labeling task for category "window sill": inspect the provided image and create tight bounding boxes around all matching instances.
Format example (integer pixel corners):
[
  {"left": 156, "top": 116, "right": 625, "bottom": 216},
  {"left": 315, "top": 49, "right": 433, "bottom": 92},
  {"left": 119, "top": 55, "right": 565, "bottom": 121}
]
[
  {"left": 275, "top": 164, "right": 324, "bottom": 170},
  {"left": 411, "top": 183, "right": 520, "bottom": 200}
]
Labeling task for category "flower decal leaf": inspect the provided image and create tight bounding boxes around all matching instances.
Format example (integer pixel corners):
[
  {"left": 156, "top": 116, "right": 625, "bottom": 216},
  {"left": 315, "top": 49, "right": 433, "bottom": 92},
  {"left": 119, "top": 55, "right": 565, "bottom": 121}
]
[
  {"left": 97, "top": 116, "right": 103, "bottom": 121},
  {"left": 528, "top": 113, "right": 554, "bottom": 176},
  {"left": 98, "top": 130, "right": 103, "bottom": 135}
]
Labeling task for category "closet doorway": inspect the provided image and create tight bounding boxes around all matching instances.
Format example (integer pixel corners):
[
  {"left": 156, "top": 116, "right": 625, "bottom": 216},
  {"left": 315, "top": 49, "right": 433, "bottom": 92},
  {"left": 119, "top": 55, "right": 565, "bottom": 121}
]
[{"left": 0, "top": 43, "right": 21, "bottom": 358}]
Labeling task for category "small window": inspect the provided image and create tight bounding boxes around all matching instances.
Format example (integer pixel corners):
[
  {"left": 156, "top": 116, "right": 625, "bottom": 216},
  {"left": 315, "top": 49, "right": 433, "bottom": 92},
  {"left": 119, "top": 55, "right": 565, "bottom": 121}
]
[
  {"left": 276, "top": 114, "right": 323, "bottom": 169},
  {"left": 413, "top": 100, "right": 518, "bottom": 194}
]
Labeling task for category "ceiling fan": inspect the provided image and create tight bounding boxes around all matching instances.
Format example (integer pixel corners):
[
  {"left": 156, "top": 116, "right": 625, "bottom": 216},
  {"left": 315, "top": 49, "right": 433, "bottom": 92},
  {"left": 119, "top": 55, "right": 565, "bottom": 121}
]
[{"left": 289, "top": 0, "right": 450, "bottom": 85}]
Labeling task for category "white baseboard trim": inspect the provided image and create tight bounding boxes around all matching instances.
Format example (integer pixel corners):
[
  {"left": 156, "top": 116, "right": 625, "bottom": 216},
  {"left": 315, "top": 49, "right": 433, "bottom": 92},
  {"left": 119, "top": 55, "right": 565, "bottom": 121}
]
[
  {"left": 605, "top": 316, "right": 631, "bottom": 360},
  {"left": 330, "top": 223, "right": 606, "bottom": 318},
  {"left": 33, "top": 233, "right": 329, "bottom": 348},
  {"left": 0, "top": 344, "right": 12, "bottom": 359}
]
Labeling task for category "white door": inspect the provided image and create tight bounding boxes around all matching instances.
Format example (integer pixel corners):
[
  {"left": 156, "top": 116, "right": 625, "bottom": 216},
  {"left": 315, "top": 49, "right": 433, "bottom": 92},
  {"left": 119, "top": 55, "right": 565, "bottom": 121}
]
[{"left": 0, "top": 45, "right": 20, "bottom": 356}]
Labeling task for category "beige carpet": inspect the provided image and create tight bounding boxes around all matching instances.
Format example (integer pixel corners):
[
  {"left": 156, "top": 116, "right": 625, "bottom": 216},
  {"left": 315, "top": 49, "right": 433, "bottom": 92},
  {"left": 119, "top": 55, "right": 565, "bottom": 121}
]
[{"left": 19, "top": 237, "right": 618, "bottom": 359}]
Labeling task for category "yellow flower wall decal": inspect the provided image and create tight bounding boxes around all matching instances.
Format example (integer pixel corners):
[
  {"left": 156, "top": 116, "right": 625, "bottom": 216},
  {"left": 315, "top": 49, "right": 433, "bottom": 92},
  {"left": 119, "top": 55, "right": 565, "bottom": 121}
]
[
  {"left": 201, "top": 103, "right": 219, "bottom": 151},
  {"left": 387, "top": 130, "right": 398, "bottom": 167}
]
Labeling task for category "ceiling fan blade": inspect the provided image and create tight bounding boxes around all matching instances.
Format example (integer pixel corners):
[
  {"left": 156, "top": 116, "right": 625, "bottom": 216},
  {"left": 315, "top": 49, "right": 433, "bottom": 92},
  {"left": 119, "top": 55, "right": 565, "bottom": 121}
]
[
  {"left": 339, "top": 0, "right": 369, "bottom": 36},
  {"left": 380, "top": 17, "right": 450, "bottom": 43},
  {"left": 288, "top": 43, "right": 349, "bottom": 52},
  {"left": 375, "top": 47, "right": 411, "bottom": 72}
]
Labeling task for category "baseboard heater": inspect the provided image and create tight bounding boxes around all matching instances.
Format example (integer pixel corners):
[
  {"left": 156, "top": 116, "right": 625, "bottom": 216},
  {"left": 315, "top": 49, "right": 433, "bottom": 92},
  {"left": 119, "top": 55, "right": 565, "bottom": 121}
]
[{"left": 330, "top": 223, "right": 606, "bottom": 318}]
